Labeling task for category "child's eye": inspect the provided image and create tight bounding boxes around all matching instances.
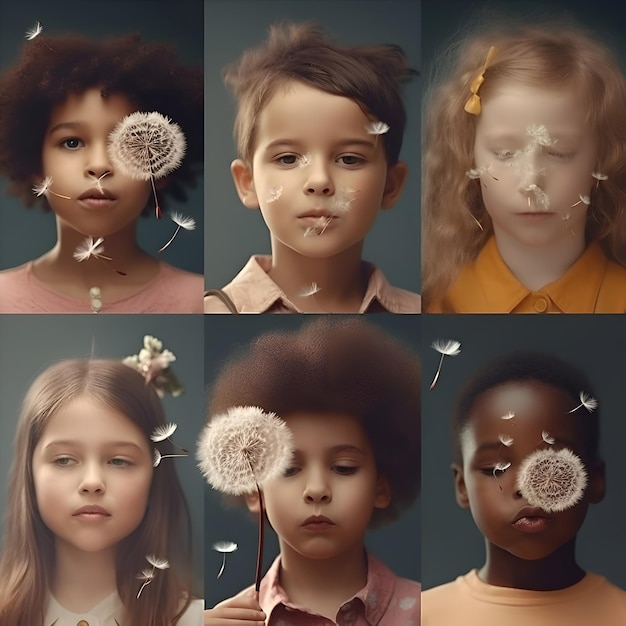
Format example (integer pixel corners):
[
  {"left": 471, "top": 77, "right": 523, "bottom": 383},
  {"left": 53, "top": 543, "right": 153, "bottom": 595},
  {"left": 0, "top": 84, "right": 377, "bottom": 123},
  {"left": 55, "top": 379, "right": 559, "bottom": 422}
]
[
  {"left": 337, "top": 155, "right": 365, "bottom": 167},
  {"left": 493, "top": 150, "right": 516, "bottom": 161},
  {"left": 60, "top": 137, "right": 84, "bottom": 150},
  {"left": 333, "top": 465, "right": 358, "bottom": 475},
  {"left": 109, "top": 458, "right": 133, "bottom": 468},
  {"left": 283, "top": 466, "right": 300, "bottom": 477},
  {"left": 274, "top": 154, "right": 299, "bottom": 167},
  {"left": 54, "top": 456, "right": 76, "bottom": 467},
  {"left": 546, "top": 150, "right": 574, "bottom": 159}
]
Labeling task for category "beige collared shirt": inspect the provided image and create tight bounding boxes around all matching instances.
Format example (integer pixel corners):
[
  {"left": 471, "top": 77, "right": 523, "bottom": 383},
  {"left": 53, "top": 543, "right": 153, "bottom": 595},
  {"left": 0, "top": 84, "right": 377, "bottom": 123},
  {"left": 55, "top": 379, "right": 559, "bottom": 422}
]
[{"left": 204, "top": 255, "right": 421, "bottom": 313}]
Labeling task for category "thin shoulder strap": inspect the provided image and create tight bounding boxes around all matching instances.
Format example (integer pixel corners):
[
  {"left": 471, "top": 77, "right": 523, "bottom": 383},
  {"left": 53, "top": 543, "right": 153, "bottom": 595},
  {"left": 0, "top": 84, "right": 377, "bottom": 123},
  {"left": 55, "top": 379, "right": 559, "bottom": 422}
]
[{"left": 204, "top": 289, "right": 239, "bottom": 314}]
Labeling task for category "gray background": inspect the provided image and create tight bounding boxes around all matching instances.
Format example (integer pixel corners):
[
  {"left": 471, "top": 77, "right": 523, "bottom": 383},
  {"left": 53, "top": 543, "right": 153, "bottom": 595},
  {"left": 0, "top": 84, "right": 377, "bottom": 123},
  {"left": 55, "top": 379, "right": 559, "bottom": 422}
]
[
  {"left": 0, "top": 0, "right": 204, "bottom": 274},
  {"left": 204, "top": 0, "right": 421, "bottom": 294},
  {"left": 203, "top": 315, "right": 421, "bottom": 607},
  {"left": 0, "top": 315, "right": 206, "bottom": 597},
  {"left": 422, "top": 315, "right": 626, "bottom": 590}
]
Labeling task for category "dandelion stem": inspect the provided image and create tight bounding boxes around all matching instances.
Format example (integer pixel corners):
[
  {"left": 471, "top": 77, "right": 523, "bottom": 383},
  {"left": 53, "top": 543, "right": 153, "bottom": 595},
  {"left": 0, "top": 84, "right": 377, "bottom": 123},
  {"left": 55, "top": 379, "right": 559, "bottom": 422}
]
[
  {"left": 217, "top": 553, "right": 227, "bottom": 579},
  {"left": 150, "top": 177, "right": 162, "bottom": 219},
  {"left": 136, "top": 578, "right": 152, "bottom": 599},
  {"left": 429, "top": 354, "right": 445, "bottom": 391},
  {"left": 159, "top": 225, "right": 182, "bottom": 253},
  {"left": 255, "top": 483, "right": 265, "bottom": 593},
  {"left": 49, "top": 189, "right": 72, "bottom": 200}
]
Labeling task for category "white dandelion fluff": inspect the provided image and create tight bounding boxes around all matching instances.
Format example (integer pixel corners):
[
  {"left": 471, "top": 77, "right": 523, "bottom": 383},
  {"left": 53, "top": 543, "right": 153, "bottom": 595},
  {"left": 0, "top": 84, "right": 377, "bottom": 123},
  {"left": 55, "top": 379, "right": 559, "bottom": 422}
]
[
  {"left": 541, "top": 431, "right": 555, "bottom": 445},
  {"left": 592, "top": 171, "right": 608, "bottom": 189},
  {"left": 568, "top": 391, "right": 598, "bottom": 414},
  {"left": 108, "top": 111, "right": 186, "bottom": 219},
  {"left": 522, "top": 183, "right": 550, "bottom": 211},
  {"left": 298, "top": 153, "right": 312, "bottom": 167},
  {"left": 499, "top": 434, "right": 514, "bottom": 447},
  {"left": 213, "top": 541, "right": 238, "bottom": 579},
  {"left": 73, "top": 236, "right": 107, "bottom": 262},
  {"left": 570, "top": 194, "right": 591, "bottom": 208},
  {"left": 266, "top": 186, "right": 283, "bottom": 203},
  {"left": 466, "top": 168, "right": 483, "bottom": 179},
  {"left": 516, "top": 448, "right": 587, "bottom": 513},
  {"left": 158, "top": 211, "right": 196, "bottom": 252},
  {"left": 146, "top": 555, "right": 170, "bottom": 570},
  {"left": 151, "top": 423, "right": 177, "bottom": 442},
  {"left": 328, "top": 187, "right": 358, "bottom": 215},
  {"left": 366, "top": 121, "right": 390, "bottom": 135},
  {"left": 429, "top": 339, "right": 461, "bottom": 391},
  {"left": 304, "top": 216, "right": 332, "bottom": 237},
  {"left": 493, "top": 461, "right": 511, "bottom": 477},
  {"left": 500, "top": 411, "right": 515, "bottom": 420},
  {"left": 32, "top": 176, "right": 71, "bottom": 200},
  {"left": 298, "top": 282, "right": 321, "bottom": 298},
  {"left": 197, "top": 405, "right": 294, "bottom": 495},
  {"left": 525, "top": 124, "right": 557, "bottom": 147},
  {"left": 25, "top": 21, "right": 43, "bottom": 40},
  {"left": 137, "top": 555, "right": 170, "bottom": 598}
]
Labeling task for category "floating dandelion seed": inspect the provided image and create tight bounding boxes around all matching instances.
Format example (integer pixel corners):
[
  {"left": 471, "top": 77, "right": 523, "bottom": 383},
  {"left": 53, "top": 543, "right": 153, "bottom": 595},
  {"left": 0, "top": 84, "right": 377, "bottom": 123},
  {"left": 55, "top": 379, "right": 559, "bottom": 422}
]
[
  {"left": 366, "top": 121, "right": 390, "bottom": 135},
  {"left": 304, "top": 216, "right": 332, "bottom": 237},
  {"left": 570, "top": 194, "right": 590, "bottom": 208},
  {"left": 429, "top": 339, "right": 461, "bottom": 391},
  {"left": 499, "top": 434, "right": 514, "bottom": 447},
  {"left": 25, "top": 21, "right": 43, "bottom": 40},
  {"left": 328, "top": 187, "right": 357, "bottom": 215},
  {"left": 32, "top": 176, "right": 71, "bottom": 200},
  {"left": 213, "top": 541, "right": 238, "bottom": 579},
  {"left": 522, "top": 183, "right": 550, "bottom": 211},
  {"left": 542, "top": 431, "right": 555, "bottom": 445},
  {"left": 108, "top": 111, "right": 186, "bottom": 219},
  {"left": 592, "top": 172, "right": 608, "bottom": 189},
  {"left": 493, "top": 461, "right": 511, "bottom": 477},
  {"left": 517, "top": 448, "right": 587, "bottom": 513},
  {"left": 136, "top": 555, "right": 170, "bottom": 598},
  {"left": 123, "top": 335, "right": 183, "bottom": 398},
  {"left": 525, "top": 124, "right": 557, "bottom": 147},
  {"left": 266, "top": 186, "right": 283, "bottom": 203},
  {"left": 197, "top": 405, "right": 294, "bottom": 591},
  {"left": 568, "top": 391, "right": 598, "bottom": 414},
  {"left": 89, "top": 171, "right": 110, "bottom": 194},
  {"left": 500, "top": 411, "right": 515, "bottom": 420},
  {"left": 159, "top": 211, "right": 196, "bottom": 252},
  {"left": 152, "top": 448, "right": 188, "bottom": 468},
  {"left": 561, "top": 214, "right": 576, "bottom": 236},
  {"left": 151, "top": 421, "right": 188, "bottom": 457},
  {"left": 73, "top": 236, "right": 108, "bottom": 262},
  {"left": 298, "top": 282, "right": 321, "bottom": 298},
  {"left": 298, "top": 153, "right": 312, "bottom": 167},
  {"left": 466, "top": 168, "right": 482, "bottom": 179}
]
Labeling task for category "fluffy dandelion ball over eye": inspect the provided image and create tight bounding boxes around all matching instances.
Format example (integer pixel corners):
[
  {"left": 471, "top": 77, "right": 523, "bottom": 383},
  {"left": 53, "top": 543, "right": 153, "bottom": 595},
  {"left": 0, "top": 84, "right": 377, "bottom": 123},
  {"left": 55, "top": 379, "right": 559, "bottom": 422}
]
[
  {"left": 516, "top": 448, "right": 588, "bottom": 513},
  {"left": 196, "top": 405, "right": 294, "bottom": 495},
  {"left": 108, "top": 111, "right": 186, "bottom": 181}
]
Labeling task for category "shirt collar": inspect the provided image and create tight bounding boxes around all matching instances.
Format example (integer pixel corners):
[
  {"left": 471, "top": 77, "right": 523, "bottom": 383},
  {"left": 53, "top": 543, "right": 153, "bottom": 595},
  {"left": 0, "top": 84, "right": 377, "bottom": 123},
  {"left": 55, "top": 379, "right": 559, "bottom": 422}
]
[
  {"left": 468, "top": 238, "right": 609, "bottom": 313},
  {"left": 259, "top": 553, "right": 397, "bottom": 624},
  {"left": 229, "top": 256, "right": 420, "bottom": 313}
]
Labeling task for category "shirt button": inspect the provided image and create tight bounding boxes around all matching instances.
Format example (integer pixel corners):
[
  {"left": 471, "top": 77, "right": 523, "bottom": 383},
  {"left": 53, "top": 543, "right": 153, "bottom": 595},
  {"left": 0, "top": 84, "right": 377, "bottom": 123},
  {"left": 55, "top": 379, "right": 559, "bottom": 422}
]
[{"left": 534, "top": 297, "right": 548, "bottom": 313}]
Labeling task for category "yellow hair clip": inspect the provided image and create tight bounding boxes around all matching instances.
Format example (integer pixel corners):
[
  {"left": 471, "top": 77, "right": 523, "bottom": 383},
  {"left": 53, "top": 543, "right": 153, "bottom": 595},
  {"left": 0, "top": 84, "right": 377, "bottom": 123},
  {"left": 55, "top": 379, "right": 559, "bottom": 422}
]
[{"left": 464, "top": 46, "right": 496, "bottom": 115}]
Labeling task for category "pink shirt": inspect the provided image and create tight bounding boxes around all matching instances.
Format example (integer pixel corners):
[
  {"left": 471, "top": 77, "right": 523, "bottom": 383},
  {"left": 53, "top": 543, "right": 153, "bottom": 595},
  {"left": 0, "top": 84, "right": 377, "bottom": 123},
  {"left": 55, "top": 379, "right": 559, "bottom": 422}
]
[
  {"left": 257, "top": 554, "right": 420, "bottom": 625},
  {"left": 0, "top": 261, "right": 203, "bottom": 313},
  {"left": 204, "top": 255, "right": 421, "bottom": 313}
]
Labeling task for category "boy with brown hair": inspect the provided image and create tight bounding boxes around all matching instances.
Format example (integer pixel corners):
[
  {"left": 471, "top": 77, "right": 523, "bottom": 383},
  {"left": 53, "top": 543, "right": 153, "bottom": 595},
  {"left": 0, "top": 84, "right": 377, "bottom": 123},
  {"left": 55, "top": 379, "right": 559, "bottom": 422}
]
[{"left": 204, "top": 22, "right": 420, "bottom": 313}]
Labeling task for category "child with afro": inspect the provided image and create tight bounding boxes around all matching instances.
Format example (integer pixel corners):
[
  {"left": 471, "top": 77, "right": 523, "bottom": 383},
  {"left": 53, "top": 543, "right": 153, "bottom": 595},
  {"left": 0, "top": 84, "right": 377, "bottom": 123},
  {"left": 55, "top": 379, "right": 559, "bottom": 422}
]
[
  {"left": 422, "top": 351, "right": 626, "bottom": 625},
  {"left": 202, "top": 318, "right": 420, "bottom": 624},
  {"left": 0, "top": 31, "right": 203, "bottom": 313},
  {"left": 204, "top": 22, "right": 421, "bottom": 314}
]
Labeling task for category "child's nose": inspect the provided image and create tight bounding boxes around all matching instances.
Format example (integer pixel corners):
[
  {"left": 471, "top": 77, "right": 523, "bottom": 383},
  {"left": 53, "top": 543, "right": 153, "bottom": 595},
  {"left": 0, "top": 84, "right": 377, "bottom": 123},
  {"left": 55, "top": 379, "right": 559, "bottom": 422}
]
[
  {"left": 85, "top": 142, "right": 113, "bottom": 179},
  {"left": 302, "top": 472, "right": 332, "bottom": 503},
  {"left": 78, "top": 462, "right": 106, "bottom": 494},
  {"left": 302, "top": 160, "right": 335, "bottom": 196}
]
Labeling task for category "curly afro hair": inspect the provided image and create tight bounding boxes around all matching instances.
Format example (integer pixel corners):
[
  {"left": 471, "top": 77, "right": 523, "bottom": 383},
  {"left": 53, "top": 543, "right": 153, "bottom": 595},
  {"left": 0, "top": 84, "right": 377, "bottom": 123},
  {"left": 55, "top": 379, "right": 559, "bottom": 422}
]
[
  {"left": 207, "top": 317, "right": 421, "bottom": 528},
  {"left": 0, "top": 32, "right": 203, "bottom": 215}
]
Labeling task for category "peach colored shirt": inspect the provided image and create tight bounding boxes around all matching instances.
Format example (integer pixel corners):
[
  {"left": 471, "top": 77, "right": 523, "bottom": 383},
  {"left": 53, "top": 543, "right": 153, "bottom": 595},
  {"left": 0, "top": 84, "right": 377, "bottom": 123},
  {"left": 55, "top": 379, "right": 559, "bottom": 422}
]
[
  {"left": 256, "top": 554, "right": 420, "bottom": 625},
  {"left": 204, "top": 255, "right": 421, "bottom": 313},
  {"left": 422, "top": 569, "right": 626, "bottom": 626},
  {"left": 426, "top": 237, "right": 626, "bottom": 313},
  {"left": 0, "top": 261, "right": 203, "bottom": 313}
]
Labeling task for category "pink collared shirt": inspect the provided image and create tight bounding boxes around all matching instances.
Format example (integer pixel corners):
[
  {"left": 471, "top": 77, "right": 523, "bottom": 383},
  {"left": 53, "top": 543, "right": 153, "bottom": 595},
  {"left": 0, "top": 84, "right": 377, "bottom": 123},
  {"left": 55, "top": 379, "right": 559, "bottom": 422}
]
[
  {"left": 204, "top": 255, "right": 421, "bottom": 313},
  {"left": 257, "top": 553, "right": 420, "bottom": 625}
]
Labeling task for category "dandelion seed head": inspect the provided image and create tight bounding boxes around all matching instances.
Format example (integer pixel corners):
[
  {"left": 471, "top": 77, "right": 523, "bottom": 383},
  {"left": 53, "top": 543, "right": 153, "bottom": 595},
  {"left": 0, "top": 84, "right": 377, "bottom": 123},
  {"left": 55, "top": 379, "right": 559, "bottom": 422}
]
[
  {"left": 499, "top": 434, "right": 514, "bottom": 447},
  {"left": 431, "top": 339, "right": 461, "bottom": 356},
  {"left": 517, "top": 448, "right": 587, "bottom": 513},
  {"left": 196, "top": 405, "right": 294, "bottom": 495},
  {"left": 169, "top": 211, "right": 196, "bottom": 230},
  {"left": 150, "top": 422, "right": 178, "bottom": 442},
  {"left": 213, "top": 541, "right": 238, "bottom": 553},
  {"left": 365, "top": 121, "right": 390, "bottom": 135},
  {"left": 108, "top": 111, "right": 186, "bottom": 181},
  {"left": 25, "top": 21, "right": 43, "bottom": 40}
]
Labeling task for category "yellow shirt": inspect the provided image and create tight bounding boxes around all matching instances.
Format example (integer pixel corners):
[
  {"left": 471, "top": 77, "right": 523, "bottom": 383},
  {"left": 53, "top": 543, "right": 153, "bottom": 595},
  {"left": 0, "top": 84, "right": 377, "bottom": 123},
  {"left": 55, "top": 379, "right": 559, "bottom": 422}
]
[
  {"left": 422, "top": 570, "right": 626, "bottom": 626},
  {"left": 427, "top": 238, "right": 626, "bottom": 313}
]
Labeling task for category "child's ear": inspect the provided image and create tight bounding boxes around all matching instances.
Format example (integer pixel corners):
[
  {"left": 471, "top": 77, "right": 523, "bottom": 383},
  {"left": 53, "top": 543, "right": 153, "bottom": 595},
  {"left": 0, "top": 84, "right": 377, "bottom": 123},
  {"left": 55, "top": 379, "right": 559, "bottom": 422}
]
[
  {"left": 244, "top": 490, "right": 261, "bottom": 513},
  {"left": 231, "top": 159, "right": 259, "bottom": 210},
  {"left": 373, "top": 475, "right": 392, "bottom": 509},
  {"left": 381, "top": 161, "right": 408, "bottom": 211},
  {"left": 587, "top": 458, "right": 606, "bottom": 504},
  {"left": 452, "top": 463, "right": 470, "bottom": 509}
]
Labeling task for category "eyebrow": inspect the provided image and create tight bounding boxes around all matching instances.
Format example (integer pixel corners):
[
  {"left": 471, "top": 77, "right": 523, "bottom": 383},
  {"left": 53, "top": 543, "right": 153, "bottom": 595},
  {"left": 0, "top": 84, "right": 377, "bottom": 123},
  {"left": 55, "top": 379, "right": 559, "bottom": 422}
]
[
  {"left": 263, "top": 138, "right": 377, "bottom": 151},
  {"left": 47, "top": 122, "right": 86, "bottom": 135},
  {"left": 44, "top": 440, "right": 144, "bottom": 451},
  {"left": 291, "top": 444, "right": 368, "bottom": 457},
  {"left": 474, "top": 436, "right": 580, "bottom": 455}
]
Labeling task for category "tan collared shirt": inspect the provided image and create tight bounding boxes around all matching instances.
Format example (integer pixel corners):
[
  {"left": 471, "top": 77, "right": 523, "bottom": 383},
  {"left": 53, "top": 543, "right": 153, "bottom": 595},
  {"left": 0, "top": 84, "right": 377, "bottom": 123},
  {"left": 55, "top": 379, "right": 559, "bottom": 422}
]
[
  {"left": 204, "top": 255, "right": 421, "bottom": 313},
  {"left": 426, "top": 237, "right": 626, "bottom": 313}
]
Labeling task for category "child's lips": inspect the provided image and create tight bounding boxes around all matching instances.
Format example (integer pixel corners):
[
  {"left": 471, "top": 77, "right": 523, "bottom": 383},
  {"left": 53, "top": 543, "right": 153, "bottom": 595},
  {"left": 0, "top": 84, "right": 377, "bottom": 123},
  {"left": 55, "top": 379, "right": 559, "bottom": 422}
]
[
  {"left": 301, "top": 515, "right": 335, "bottom": 531},
  {"left": 513, "top": 506, "right": 551, "bottom": 532},
  {"left": 78, "top": 187, "right": 117, "bottom": 209}
]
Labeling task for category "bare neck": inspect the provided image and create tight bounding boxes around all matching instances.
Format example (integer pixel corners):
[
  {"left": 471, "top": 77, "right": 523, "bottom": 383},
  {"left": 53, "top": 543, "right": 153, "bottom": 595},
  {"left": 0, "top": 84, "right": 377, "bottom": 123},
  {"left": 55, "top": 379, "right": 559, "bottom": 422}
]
[
  {"left": 268, "top": 240, "right": 368, "bottom": 312},
  {"left": 278, "top": 540, "right": 368, "bottom": 620},
  {"left": 479, "top": 539, "right": 585, "bottom": 591},
  {"left": 51, "top": 540, "right": 117, "bottom": 612},
  {"left": 493, "top": 231, "right": 585, "bottom": 291}
]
